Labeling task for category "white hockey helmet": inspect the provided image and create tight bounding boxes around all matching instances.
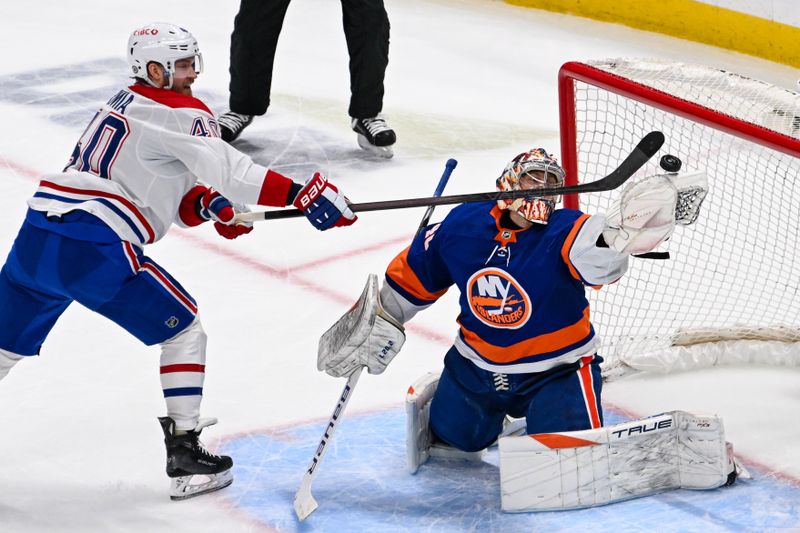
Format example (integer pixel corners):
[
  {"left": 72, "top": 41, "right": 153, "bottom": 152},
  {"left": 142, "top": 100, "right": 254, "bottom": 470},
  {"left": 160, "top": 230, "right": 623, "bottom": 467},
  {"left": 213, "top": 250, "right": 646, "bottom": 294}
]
[
  {"left": 496, "top": 148, "right": 566, "bottom": 224},
  {"left": 127, "top": 22, "right": 203, "bottom": 89}
]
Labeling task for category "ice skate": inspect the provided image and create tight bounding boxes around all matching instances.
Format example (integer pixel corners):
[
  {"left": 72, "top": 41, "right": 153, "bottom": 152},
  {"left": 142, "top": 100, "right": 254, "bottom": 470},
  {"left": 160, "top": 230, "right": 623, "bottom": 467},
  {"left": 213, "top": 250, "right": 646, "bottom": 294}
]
[
  {"left": 158, "top": 416, "right": 234, "bottom": 501},
  {"left": 725, "top": 441, "right": 751, "bottom": 486},
  {"left": 218, "top": 111, "right": 253, "bottom": 142},
  {"left": 351, "top": 116, "right": 396, "bottom": 158}
]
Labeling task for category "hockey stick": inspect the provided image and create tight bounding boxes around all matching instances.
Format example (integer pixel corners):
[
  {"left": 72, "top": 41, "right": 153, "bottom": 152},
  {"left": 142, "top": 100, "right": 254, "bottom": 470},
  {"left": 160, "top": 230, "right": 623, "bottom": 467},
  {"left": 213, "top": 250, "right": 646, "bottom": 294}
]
[
  {"left": 237, "top": 131, "right": 663, "bottom": 223},
  {"left": 415, "top": 158, "right": 457, "bottom": 237},
  {"left": 292, "top": 161, "right": 457, "bottom": 521},
  {"left": 293, "top": 369, "right": 361, "bottom": 521}
]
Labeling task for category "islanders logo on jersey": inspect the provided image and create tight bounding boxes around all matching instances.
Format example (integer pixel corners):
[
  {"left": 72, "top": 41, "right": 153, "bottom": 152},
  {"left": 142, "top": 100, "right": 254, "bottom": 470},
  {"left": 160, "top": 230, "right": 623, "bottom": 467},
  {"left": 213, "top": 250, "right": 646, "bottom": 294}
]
[{"left": 466, "top": 268, "right": 531, "bottom": 329}]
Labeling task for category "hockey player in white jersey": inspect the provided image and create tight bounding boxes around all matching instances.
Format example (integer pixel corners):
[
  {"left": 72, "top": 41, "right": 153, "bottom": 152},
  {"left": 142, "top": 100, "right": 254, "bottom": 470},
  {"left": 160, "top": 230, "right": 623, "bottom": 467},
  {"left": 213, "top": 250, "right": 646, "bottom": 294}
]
[{"left": 0, "top": 22, "right": 357, "bottom": 501}]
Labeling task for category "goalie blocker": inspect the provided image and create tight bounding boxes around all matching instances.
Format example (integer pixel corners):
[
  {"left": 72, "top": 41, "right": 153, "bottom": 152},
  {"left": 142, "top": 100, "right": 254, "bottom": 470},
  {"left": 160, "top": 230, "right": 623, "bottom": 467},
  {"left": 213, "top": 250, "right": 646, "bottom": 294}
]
[
  {"left": 499, "top": 410, "right": 748, "bottom": 512},
  {"left": 317, "top": 274, "right": 406, "bottom": 378}
]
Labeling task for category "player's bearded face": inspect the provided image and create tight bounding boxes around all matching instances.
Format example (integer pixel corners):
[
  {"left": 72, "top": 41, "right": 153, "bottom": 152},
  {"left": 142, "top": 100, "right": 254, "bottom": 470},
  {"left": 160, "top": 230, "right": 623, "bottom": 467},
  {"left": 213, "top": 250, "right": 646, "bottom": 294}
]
[{"left": 171, "top": 58, "right": 198, "bottom": 96}]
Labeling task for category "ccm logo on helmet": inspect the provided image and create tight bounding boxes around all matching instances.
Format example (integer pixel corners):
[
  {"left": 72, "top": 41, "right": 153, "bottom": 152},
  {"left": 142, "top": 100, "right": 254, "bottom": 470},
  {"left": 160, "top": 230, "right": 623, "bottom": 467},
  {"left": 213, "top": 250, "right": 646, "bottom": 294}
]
[
  {"left": 134, "top": 28, "right": 160, "bottom": 36},
  {"left": 467, "top": 268, "right": 530, "bottom": 329}
]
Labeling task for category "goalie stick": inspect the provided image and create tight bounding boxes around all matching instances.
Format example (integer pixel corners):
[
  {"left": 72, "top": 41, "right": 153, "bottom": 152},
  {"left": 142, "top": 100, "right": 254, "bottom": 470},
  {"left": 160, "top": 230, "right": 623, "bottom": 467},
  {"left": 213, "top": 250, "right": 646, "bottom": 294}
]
[
  {"left": 292, "top": 159, "right": 457, "bottom": 521},
  {"left": 293, "top": 369, "right": 361, "bottom": 521},
  {"left": 415, "top": 158, "right": 457, "bottom": 237},
  {"left": 236, "top": 131, "right": 664, "bottom": 223}
]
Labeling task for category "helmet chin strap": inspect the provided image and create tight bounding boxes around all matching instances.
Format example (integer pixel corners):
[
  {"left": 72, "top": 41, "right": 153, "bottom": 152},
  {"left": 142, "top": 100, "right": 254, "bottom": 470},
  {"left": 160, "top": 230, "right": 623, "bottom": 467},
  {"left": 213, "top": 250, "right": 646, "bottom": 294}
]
[{"left": 145, "top": 63, "right": 173, "bottom": 90}]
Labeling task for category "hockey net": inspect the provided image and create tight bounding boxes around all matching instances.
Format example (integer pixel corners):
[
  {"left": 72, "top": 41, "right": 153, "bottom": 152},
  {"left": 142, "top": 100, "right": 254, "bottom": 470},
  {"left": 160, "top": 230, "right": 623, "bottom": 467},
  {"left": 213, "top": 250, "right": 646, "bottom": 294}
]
[{"left": 559, "top": 59, "right": 800, "bottom": 379}]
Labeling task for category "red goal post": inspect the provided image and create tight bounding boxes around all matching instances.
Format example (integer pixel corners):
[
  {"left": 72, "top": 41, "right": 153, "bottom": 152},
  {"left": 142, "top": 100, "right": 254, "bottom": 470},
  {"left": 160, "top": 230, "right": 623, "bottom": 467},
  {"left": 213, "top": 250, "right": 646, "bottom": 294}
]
[{"left": 557, "top": 59, "right": 800, "bottom": 379}]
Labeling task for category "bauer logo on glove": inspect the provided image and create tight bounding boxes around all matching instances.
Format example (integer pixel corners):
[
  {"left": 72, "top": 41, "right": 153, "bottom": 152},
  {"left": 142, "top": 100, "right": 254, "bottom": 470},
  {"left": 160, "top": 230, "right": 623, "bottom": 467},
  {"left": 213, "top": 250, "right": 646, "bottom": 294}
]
[
  {"left": 294, "top": 172, "right": 358, "bottom": 231},
  {"left": 295, "top": 173, "right": 326, "bottom": 209}
]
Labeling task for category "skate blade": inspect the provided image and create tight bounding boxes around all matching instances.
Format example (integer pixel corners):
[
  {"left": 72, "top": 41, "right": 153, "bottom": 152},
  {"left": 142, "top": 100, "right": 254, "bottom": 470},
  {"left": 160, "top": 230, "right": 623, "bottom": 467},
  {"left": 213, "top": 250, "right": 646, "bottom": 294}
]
[
  {"left": 356, "top": 134, "right": 394, "bottom": 159},
  {"left": 169, "top": 469, "right": 233, "bottom": 501}
]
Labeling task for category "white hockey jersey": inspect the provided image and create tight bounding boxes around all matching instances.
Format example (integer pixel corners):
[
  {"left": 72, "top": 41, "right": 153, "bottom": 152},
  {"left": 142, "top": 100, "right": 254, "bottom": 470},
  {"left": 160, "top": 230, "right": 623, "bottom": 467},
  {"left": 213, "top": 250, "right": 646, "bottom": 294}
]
[{"left": 27, "top": 84, "right": 297, "bottom": 245}]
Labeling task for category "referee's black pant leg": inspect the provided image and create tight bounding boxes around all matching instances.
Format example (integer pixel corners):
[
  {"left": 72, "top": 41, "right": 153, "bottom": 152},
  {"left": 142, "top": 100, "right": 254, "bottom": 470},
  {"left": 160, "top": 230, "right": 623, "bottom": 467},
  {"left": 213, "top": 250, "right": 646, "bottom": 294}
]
[
  {"left": 229, "top": 0, "right": 293, "bottom": 115},
  {"left": 341, "top": 0, "right": 390, "bottom": 119}
]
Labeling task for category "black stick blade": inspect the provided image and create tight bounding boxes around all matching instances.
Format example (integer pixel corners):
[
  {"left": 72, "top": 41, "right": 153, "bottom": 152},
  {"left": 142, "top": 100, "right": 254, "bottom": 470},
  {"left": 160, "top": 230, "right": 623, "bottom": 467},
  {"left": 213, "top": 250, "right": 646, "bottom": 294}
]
[{"left": 574, "top": 130, "right": 664, "bottom": 193}]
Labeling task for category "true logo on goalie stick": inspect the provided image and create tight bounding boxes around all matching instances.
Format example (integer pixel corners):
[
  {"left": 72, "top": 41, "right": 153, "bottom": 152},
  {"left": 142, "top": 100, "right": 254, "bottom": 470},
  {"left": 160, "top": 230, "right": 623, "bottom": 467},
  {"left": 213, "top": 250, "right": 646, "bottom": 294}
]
[{"left": 466, "top": 268, "right": 530, "bottom": 329}]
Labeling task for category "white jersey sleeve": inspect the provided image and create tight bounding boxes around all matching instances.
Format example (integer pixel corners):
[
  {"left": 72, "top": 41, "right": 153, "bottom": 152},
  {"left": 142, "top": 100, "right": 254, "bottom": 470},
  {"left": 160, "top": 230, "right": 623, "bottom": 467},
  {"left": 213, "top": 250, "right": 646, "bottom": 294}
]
[
  {"left": 27, "top": 84, "right": 297, "bottom": 246},
  {"left": 567, "top": 214, "right": 629, "bottom": 286}
]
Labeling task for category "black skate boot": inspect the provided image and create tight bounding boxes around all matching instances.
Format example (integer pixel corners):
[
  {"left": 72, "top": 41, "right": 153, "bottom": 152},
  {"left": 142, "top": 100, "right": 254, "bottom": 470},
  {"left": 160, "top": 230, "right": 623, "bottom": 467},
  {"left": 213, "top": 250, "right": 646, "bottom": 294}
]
[
  {"left": 158, "top": 416, "right": 233, "bottom": 501},
  {"left": 351, "top": 116, "right": 396, "bottom": 158},
  {"left": 218, "top": 111, "right": 253, "bottom": 143}
]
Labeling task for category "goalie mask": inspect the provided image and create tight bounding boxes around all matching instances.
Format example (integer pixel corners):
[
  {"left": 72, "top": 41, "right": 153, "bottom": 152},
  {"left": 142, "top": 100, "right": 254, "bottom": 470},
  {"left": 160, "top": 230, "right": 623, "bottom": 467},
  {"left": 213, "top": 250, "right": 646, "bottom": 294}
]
[
  {"left": 496, "top": 148, "right": 566, "bottom": 224},
  {"left": 127, "top": 23, "right": 203, "bottom": 89}
]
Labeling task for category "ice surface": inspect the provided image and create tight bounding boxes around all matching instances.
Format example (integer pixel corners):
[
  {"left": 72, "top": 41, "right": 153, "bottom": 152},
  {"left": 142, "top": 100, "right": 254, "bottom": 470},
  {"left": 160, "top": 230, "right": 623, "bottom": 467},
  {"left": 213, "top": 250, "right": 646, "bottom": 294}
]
[{"left": 0, "top": 0, "right": 797, "bottom": 531}]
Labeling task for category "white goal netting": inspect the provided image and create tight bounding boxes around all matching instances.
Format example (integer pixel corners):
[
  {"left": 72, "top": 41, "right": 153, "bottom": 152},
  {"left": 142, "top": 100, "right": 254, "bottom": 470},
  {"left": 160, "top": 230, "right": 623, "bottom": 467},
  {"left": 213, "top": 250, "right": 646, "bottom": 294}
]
[{"left": 560, "top": 59, "right": 800, "bottom": 378}]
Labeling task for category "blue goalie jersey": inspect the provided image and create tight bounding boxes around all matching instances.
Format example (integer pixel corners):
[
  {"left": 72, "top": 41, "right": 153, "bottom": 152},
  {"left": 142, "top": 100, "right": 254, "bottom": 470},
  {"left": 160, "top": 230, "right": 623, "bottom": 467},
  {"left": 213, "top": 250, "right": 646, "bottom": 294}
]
[{"left": 384, "top": 202, "right": 628, "bottom": 374}]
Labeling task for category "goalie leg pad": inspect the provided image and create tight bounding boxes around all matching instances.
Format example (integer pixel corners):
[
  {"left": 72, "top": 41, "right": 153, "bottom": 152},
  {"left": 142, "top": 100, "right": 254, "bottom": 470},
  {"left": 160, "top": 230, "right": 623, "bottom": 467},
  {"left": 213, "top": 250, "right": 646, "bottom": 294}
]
[
  {"left": 406, "top": 372, "right": 439, "bottom": 474},
  {"left": 405, "top": 372, "right": 486, "bottom": 473},
  {"left": 499, "top": 411, "right": 739, "bottom": 512}
]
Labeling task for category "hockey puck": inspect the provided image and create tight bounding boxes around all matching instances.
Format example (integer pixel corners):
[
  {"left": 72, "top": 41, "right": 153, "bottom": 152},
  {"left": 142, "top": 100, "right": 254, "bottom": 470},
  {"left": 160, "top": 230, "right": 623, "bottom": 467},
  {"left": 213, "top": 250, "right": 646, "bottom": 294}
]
[{"left": 659, "top": 154, "right": 682, "bottom": 172}]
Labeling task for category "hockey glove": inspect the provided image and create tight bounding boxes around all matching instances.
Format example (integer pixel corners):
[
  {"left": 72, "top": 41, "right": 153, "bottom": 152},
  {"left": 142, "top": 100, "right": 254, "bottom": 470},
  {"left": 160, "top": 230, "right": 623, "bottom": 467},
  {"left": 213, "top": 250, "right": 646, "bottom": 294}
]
[
  {"left": 200, "top": 187, "right": 254, "bottom": 240},
  {"left": 602, "top": 175, "right": 677, "bottom": 254},
  {"left": 179, "top": 185, "right": 254, "bottom": 240},
  {"left": 317, "top": 274, "right": 405, "bottom": 378},
  {"left": 293, "top": 172, "right": 357, "bottom": 231}
]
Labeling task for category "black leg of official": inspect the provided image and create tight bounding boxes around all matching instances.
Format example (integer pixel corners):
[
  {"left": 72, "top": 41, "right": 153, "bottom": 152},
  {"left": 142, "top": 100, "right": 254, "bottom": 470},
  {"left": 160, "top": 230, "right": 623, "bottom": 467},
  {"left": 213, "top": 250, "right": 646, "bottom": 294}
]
[
  {"left": 340, "top": 0, "right": 390, "bottom": 119},
  {"left": 229, "top": 0, "right": 293, "bottom": 116}
]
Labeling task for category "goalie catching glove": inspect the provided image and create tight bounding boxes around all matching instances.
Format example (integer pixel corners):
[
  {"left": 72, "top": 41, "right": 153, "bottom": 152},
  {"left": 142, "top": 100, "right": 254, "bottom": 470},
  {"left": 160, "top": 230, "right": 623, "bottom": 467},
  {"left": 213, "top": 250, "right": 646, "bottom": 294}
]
[
  {"left": 602, "top": 169, "right": 708, "bottom": 255},
  {"left": 317, "top": 274, "right": 406, "bottom": 378}
]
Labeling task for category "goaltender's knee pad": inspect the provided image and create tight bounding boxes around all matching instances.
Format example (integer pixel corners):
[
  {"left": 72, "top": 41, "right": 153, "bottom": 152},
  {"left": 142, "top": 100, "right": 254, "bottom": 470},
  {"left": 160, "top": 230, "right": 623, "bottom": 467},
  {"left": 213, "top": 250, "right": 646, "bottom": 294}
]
[
  {"left": 160, "top": 316, "right": 207, "bottom": 366},
  {"left": 406, "top": 372, "right": 439, "bottom": 473},
  {"left": 0, "top": 348, "right": 26, "bottom": 380}
]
